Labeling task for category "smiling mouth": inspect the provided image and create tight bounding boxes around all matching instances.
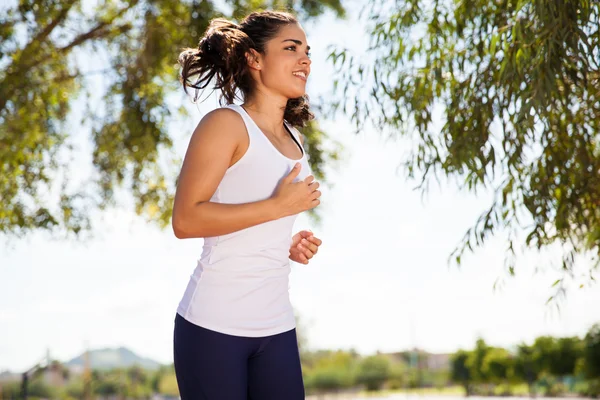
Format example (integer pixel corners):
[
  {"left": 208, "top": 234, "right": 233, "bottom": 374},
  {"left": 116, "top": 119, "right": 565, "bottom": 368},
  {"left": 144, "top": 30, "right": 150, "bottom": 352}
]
[{"left": 293, "top": 71, "right": 307, "bottom": 81}]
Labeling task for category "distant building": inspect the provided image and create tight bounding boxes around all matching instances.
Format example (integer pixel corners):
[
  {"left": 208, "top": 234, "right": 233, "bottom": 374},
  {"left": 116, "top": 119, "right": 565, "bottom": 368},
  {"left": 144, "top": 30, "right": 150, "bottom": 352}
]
[
  {"left": 42, "top": 361, "right": 68, "bottom": 387},
  {"left": 0, "top": 370, "right": 20, "bottom": 383},
  {"left": 426, "top": 352, "right": 451, "bottom": 370},
  {"left": 384, "top": 349, "right": 451, "bottom": 371}
]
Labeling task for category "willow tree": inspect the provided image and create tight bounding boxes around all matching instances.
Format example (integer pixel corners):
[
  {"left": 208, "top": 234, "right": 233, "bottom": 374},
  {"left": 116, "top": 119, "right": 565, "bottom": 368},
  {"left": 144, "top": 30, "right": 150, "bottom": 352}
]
[
  {"left": 331, "top": 0, "right": 600, "bottom": 290},
  {"left": 0, "top": 0, "right": 343, "bottom": 237}
]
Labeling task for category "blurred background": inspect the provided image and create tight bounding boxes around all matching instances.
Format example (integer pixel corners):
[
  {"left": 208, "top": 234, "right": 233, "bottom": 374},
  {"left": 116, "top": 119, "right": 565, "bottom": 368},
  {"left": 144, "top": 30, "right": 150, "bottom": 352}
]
[{"left": 1, "top": 0, "right": 600, "bottom": 399}]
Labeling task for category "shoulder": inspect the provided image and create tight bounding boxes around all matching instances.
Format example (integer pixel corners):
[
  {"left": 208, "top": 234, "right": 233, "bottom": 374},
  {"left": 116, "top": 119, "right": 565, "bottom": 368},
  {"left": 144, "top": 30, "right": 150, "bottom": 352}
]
[
  {"left": 191, "top": 107, "right": 247, "bottom": 143},
  {"left": 199, "top": 107, "right": 245, "bottom": 132}
]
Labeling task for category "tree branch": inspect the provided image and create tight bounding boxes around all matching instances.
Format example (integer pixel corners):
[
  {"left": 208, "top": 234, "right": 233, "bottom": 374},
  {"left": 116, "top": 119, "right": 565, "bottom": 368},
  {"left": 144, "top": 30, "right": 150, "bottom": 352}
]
[
  {"left": 0, "top": 0, "right": 138, "bottom": 113},
  {"left": 31, "top": 0, "right": 79, "bottom": 44},
  {"left": 58, "top": 0, "right": 138, "bottom": 54},
  {"left": 58, "top": 22, "right": 131, "bottom": 54}
]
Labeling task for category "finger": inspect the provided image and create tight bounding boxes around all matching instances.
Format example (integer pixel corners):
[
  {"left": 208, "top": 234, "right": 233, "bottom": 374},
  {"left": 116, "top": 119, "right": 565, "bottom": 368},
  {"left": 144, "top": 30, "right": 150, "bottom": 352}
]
[
  {"left": 292, "top": 230, "right": 308, "bottom": 244},
  {"left": 299, "top": 230, "right": 313, "bottom": 239},
  {"left": 308, "top": 181, "right": 320, "bottom": 190},
  {"left": 303, "top": 175, "right": 315, "bottom": 184},
  {"left": 284, "top": 163, "right": 302, "bottom": 183},
  {"left": 292, "top": 249, "right": 309, "bottom": 264},
  {"left": 300, "top": 239, "right": 318, "bottom": 254},
  {"left": 307, "top": 236, "right": 322, "bottom": 247},
  {"left": 298, "top": 244, "right": 314, "bottom": 260},
  {"left": 311, "top": 190, "right": 322, "bottom": 199}
]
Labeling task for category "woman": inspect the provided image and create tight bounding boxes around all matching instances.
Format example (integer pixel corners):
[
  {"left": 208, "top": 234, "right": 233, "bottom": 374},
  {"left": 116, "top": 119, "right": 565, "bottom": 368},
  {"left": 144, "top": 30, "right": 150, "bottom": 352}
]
[{"left": 171, "top": 10, "right": 323, "bottom": 400}]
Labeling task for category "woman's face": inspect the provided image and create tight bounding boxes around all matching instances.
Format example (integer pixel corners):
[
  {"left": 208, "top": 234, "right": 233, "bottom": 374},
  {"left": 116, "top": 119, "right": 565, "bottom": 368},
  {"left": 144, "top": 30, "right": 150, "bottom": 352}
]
[{"left": 253, "top": 23, "right": 312, "bottom": 100}]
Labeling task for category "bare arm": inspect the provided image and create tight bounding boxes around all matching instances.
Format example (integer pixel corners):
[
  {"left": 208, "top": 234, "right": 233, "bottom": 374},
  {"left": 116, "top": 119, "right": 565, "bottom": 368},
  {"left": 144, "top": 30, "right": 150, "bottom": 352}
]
[{"left": 172, "top": 109, "right": 279, "bottom": 239}]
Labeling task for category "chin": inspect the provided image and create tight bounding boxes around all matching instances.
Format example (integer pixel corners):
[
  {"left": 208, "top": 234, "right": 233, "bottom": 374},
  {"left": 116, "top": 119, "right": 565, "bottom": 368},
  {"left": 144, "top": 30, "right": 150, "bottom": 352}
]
[
  {"left": 284, "top": 88, "right": 307, "bottom": 100},
  {"left": 268, "top": 78, "right": 307, "bottom": 100}
]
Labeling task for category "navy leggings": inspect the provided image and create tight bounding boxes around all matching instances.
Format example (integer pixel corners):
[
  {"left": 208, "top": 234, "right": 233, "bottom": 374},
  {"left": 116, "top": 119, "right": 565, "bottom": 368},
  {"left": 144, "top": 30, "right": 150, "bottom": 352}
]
[{"left": 173, "top": 313, "right": 305, "bottom": 399}]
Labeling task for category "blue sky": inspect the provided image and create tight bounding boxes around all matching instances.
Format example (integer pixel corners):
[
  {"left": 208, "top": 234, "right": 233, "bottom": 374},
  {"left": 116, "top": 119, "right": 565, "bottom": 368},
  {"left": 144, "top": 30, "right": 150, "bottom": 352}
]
[{"left": 1, "top": 2, "right": 600, "bottom": 373}]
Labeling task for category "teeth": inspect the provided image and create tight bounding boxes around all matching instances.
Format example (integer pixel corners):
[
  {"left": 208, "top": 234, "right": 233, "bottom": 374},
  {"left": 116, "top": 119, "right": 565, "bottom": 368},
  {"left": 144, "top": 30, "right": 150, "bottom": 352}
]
[{"left": 293, "top": 72, "right": 307, "bottom": 78}]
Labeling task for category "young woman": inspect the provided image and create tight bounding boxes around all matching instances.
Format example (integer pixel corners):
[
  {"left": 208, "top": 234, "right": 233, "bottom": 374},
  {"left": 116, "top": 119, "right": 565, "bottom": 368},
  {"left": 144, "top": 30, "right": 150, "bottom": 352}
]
[{"left": 171, "top": 10, "right": 323, "bottom": 400}]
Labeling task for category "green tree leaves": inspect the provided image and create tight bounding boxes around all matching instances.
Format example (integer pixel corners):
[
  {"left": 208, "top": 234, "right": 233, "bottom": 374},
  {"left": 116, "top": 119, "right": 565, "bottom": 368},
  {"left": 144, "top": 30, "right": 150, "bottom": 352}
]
[
  {"left": 452, "top": 328, "right": 597, "bottom": 397},
  {"left": 330, "top": 0, "right": 600, "bottom": 285},
  {"left": 356, "top": 354, "right": 392, "bottom": 391}
]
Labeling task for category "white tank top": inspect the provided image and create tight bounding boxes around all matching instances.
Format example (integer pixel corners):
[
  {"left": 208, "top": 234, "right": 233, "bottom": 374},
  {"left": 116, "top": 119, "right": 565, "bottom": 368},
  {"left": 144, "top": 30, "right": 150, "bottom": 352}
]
[{"left": 177, "top": 104, "right": 312, "bottom": 337}]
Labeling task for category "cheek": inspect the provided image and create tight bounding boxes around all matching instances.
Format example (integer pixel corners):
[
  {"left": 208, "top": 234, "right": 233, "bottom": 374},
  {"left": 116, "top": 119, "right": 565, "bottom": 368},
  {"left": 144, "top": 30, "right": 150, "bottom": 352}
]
[
  {"left": 261, "top": 58, "right": 306, "bottom": 96},
  {"left": 265, "top": 57, "right": 292, "bottom": 76},
  {"left": 262, "top": 63, "right": 289, "bottom": 84}
]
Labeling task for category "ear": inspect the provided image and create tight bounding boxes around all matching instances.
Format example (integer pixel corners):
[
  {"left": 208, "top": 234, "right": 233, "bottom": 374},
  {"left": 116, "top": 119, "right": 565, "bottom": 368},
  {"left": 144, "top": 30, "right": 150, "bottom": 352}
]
[{"left": 245, "top": 49, "right": 262, "bottom": 70}]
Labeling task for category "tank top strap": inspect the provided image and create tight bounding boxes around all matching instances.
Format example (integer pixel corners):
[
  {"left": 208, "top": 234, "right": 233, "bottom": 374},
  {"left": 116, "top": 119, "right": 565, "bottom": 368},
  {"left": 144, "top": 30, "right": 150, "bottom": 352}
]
[
  {"left": 283, "top": 121, "right": 302, "bottom": 144},
  {"left": 222, "top": 104, "right": 261, "bottom": 140}
]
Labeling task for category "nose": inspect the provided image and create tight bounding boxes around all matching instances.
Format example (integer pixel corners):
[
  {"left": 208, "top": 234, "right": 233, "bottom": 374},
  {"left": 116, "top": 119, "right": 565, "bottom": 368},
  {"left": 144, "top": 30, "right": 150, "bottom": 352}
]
[{"left": 300, "top": 54, "right": 311, "bottom": 66}]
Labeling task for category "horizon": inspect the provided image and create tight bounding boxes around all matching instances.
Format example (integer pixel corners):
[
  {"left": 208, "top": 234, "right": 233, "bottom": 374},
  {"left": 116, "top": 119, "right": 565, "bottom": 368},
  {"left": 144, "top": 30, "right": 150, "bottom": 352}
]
[{"left": 5, "top": 328, "right": 596, "bottom": 374}]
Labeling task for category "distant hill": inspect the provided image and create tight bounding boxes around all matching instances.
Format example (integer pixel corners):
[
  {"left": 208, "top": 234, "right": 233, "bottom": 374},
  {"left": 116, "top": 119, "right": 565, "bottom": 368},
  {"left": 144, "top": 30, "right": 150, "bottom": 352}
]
[
  {"left": 0, "top": 370, "right": 21, "bottom": 382},
  {"left": 66, "top": 347, "right": 163, "bottom": 371}
]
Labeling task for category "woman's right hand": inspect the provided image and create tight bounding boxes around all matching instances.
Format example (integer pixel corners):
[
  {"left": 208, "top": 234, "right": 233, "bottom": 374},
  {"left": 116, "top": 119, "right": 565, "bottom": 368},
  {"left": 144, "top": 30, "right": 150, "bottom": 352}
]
[{"left": 272, "top": 162, "right": 321, "bottom": 217}]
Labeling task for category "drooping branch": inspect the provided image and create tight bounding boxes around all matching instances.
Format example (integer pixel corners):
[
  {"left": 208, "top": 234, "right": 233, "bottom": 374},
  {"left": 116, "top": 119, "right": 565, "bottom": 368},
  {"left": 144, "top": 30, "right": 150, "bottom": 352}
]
[{"left": 0, "top": 1, "right": 137, "bottom": 113}]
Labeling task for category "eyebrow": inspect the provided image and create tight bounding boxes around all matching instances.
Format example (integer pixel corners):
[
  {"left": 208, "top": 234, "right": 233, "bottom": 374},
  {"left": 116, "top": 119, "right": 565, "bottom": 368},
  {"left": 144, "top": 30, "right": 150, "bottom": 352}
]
[{"left": 282, "top": 39, "right": 311, "bottom": 51}]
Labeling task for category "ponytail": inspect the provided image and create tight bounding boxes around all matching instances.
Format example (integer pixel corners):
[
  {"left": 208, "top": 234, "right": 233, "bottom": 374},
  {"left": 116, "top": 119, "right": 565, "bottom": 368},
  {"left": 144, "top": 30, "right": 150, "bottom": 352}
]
[{"left": 179, "top": 19, "right": 253, "bottom": 104}]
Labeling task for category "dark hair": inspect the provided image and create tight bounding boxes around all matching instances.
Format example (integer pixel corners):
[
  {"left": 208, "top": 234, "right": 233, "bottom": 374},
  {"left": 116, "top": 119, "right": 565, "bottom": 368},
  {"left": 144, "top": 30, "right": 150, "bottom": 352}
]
[{"left": 178, "top": 11, "right": 314, "bottom": 127}]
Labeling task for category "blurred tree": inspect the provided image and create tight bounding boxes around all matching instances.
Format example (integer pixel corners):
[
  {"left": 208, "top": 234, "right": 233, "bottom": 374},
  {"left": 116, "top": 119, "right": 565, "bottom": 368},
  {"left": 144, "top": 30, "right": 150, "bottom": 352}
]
[
  {"left": 126, "top": 365, "right": 152, "bottom": 398},
  {"left": 583, "top": 324, "right": 600, "bottom": 379},
  {"left": 450, "top": 350, "right": 473, "bottom": 395},
  {"left": 150, "top": 365, "right": 170, "bottom": 393},
  {"left": 467, "top": 338, "right": 490, "bottom": 384},
  {"left": 330, "top": 0, "right": 600, "bottom": 289},
  {"left": 315, "top": 349, "right": 357, "bottom": 370},
  {"left": 0, "top": 381, "right": 22, "bottom": 399},
  {"left": 482, "top": 347, "right": 513, "bottom": 385},
  {"left": 532, "top": 336, "right": 558, "bottom": 374},
  {"left": 386, "top": 361, "right": 406, "bottom": 390},
  {"left": 514, "top": 343, "right": 543, "bottom": 395},
  {"left": 158, "top": 372, "right": 179, "bottom": 397},
  {"left": 27, "top": 379, "right": 56, "bottom": 398},
  {"left": 0, "top": 0, "right": 344, "bottom": 238},
  {"left": 303, "top": 349, "right": 357, "bottom": 392},
  {"left": 64, "top": 378, "right": 85, "bottom": 399},
  {"left": 550, "top": 336, "right": 584, "bottom": 378},
  {"left": 355, "top": 354, "right": 391, "bottom": 391},
  {"left": 306, "top": 367, "right": 353, "bottom": 392},
  {"left": 93, "top": 379, "right": 119, "bottom": 396}
]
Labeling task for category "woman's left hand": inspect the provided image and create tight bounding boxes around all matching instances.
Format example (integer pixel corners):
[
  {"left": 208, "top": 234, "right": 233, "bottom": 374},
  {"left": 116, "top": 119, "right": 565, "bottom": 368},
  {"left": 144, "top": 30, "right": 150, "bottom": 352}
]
[{"left": 289, "top": 230, "right": 322, "bottom": 264}]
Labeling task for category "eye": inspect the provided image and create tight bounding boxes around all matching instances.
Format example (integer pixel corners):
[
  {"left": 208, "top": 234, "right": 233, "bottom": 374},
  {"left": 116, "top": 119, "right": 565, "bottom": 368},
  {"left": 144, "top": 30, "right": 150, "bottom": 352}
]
[{"left": 285, "top": 45, "right": 310, "bottom": 58}]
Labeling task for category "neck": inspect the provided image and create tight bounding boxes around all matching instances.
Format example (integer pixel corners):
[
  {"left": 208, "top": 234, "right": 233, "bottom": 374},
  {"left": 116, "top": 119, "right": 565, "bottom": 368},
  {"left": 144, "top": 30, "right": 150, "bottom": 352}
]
[{"left": 242, "top": 92, "right": 288, "bottom": 138}]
